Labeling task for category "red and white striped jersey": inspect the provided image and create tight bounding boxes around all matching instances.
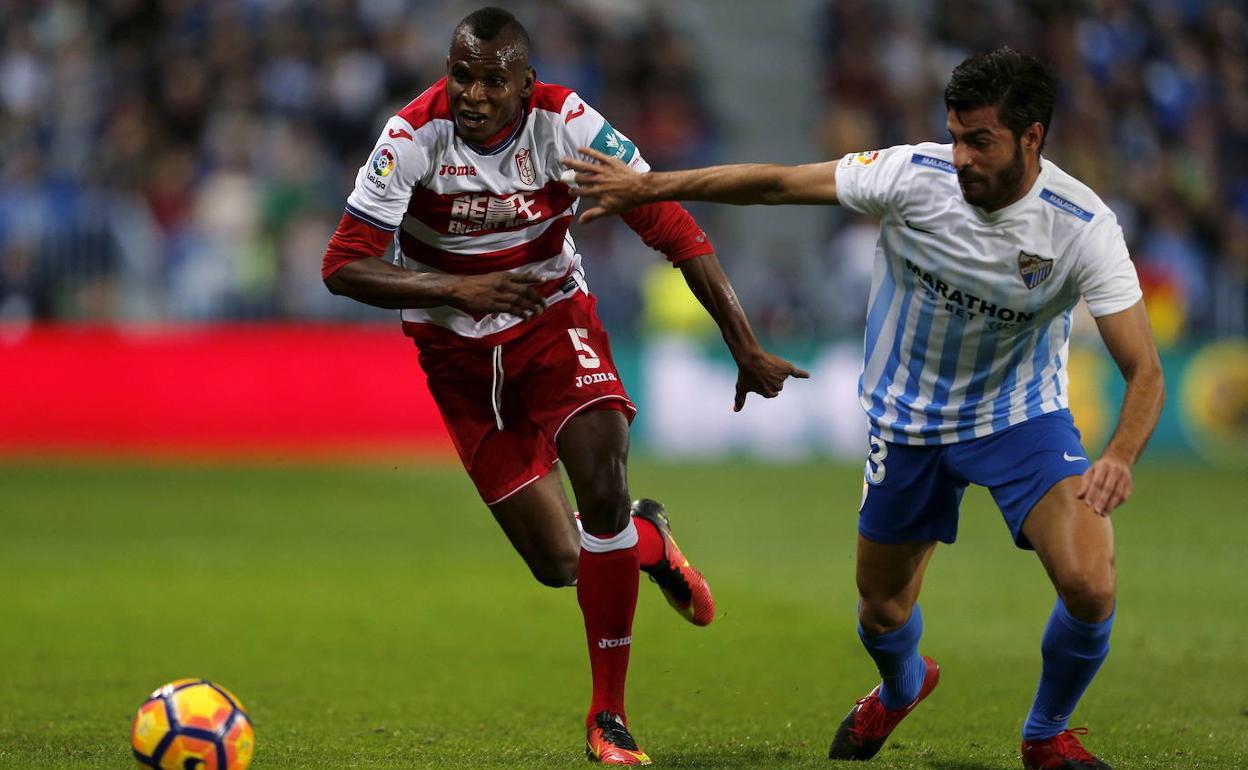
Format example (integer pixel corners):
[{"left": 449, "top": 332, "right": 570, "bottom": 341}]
[{"left": 340, "top": 79, "right": 673, "bottom": 345}]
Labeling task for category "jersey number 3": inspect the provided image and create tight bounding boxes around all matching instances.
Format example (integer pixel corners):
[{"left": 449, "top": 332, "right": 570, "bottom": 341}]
[
  {"left": 865, "top": 436, "right": 888, "bottom": 485},
  {"left": 567, "top": 328, "right": 601, "bottom": 369}
]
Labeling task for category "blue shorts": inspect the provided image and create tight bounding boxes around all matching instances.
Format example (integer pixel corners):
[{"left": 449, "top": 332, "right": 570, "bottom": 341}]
[{"left": 858, "top": 410, "right": 1091, "bottom": 550}]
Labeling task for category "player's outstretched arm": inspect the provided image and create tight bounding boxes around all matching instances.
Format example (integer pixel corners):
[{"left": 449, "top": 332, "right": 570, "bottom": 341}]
[
  {"left": 325, "top": 257, "right": 546, "bottom": 318},
  {"left": 562, "top": 148, "right": 840, "bottom": 223},
  {"left": 1079, "top": 299, "right": 1166, "bottom": 515},
  {"left": 676, "top": 251, "right": 810, "bottom": 411}
]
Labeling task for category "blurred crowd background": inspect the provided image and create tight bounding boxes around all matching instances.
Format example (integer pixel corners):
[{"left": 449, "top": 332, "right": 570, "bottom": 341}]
[{"left": 1, "top": 0, "right": 1244, "bottom": 347}]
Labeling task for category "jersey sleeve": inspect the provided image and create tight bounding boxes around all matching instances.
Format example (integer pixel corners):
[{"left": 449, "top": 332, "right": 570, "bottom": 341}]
[
  {"left": 343, "top": 115, "right": 429, "bottom": 231},
  {"left": 1070, "top": 212, "right": 1143, "bottom": 317},
  {"left": 556, "top": 92, "right": 652, "bottom": 174},
  {"left": 833, "top": 145, "right": 914, "bottom": 218}
]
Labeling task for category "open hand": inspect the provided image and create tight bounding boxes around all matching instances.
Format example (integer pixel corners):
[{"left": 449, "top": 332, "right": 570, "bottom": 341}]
[
  {"left": 734, "top": 349, "right": 810, "bottom": 411},
  {"left": 451, "top": 271, "right": 546, "bottom": 318},
  {"left": 1077, "top": 453, "right": 1133, "bottom": 515},
  {"left": 560, "top": 148, "right": 648, "bottom": 223}
]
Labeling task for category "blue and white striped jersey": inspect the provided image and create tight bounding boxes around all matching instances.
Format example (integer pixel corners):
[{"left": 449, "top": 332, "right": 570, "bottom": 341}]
[{"left": 834, "top": 143, "right": 1142, "bottom": 445}]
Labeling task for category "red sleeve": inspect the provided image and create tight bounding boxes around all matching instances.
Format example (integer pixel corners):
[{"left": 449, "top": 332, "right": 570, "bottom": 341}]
[
  {"left": 322, "top": 211, "right": 395, "bottom": 279},
  {"left": 620, "top": 201, "right": 714, "bottom": 266}
]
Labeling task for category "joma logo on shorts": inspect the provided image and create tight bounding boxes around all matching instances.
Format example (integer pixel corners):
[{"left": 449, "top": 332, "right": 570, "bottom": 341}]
[
  {"left": 575, "top": 372, "right": 618, "bottom": 388},
  {"left": 598, "top": 635, "right": 631, "bottom": 649}
]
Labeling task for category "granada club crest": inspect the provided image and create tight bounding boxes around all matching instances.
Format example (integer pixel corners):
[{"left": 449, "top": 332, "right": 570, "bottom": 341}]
[
  {"left": 1018, "top": 251, "right": 1054, "bottom": 289},
  {"left": 515, "top": 147, "right": 535, "bottom": 185}
]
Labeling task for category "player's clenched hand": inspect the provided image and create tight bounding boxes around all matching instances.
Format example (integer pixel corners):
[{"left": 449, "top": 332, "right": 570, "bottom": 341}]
[
  {"left": 560, "top": 148, "right": 647, "bottom": 223},
  {"left": 1077, "top": 454, "right": 1133, "bottom": 516},
  {"left": 733, "top": 349, "right": 810, "bottom": 412},
  {"left": 449, "top": 272, "right": 546, "bottom": 319}
]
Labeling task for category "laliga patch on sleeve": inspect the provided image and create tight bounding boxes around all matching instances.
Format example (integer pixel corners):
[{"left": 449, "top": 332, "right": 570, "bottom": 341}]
[
  {"left": 589, "top": 122, "right": 637, "bottom": 164},
  {"left": 842, "top": 150, "right": 881, "bottom": 168},
  {"left": 365, "top": 144, "right": 397, "bottom": 193}
]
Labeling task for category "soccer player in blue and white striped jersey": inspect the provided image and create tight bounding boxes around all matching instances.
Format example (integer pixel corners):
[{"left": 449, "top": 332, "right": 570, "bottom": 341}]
[{"left": 564, "top": 47, "right": 1165, "bottom": 770}]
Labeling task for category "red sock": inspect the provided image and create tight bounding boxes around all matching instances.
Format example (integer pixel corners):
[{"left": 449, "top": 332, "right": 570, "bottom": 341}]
[
  {"left": 633, "top": 516, "right": 664, "bottom": 569},
  {"left": 578, "top": 529, "right": 640, "bottom": 726}
]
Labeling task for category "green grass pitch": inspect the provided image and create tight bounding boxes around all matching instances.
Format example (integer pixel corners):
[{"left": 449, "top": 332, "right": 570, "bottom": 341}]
[{"left": 1, "top": 459, "right": 1245, "bottom": 769}]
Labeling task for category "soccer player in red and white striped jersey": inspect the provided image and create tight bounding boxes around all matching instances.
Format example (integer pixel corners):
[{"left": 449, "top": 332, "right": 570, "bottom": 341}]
[{"left": 322, "top": 7, "right": 807, "bottom": 764}]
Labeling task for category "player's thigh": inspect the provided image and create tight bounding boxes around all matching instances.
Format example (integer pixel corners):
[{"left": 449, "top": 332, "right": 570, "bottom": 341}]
[
  {"left": 858, "top": 436, "right": 964, "bottom": 547},
  {"left": 951, "top": 409, "right": 1093, "bottom": 550},
  {"left": 1021, "top": 476, "right": 1116, "bottom": 621},
  {"left": 856, "top": 535, "right": 938, "bottom": 633},
  {"left": 418, "top": 341, "right": 561, "bottom": 506},
  {"left": 488, "top": 467, "right": 579, "bottom": 587},
  {"left": 515, "top": 293, "right": 636, "bottom": 534}
]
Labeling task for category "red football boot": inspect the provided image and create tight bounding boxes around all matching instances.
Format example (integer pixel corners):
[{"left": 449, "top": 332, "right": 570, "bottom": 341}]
[
  {"left": 632, "top": 499, "right": 715, "bottom": 627},
  {"left": 828, "top": 656, "right": 941, "bottom": 760},
  {"left": 585, "top": 711, "right": 651, "bottom": 766},
  {"left": 1021, "top": 727, "right": 1112, "bottom": 769}
]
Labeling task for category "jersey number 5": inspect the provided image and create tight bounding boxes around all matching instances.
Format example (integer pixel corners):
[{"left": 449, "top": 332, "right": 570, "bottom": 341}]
[{"left": 567, "top": 328, "right": 601, "bottom": 369}]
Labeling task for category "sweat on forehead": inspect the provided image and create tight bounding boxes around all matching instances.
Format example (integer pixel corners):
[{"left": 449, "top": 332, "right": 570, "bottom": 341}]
[{"left": 449, "top": 28, "right": 528, "bottom": 67}]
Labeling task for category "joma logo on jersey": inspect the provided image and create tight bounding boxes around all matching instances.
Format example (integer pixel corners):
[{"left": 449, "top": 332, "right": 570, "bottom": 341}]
[
  {"left": 575, "top": 372, "right": 618, "bottom": 388},
  {"left": 438, "top": 164, "right": 477, "bottom": 176},
  {"left": 448, "top": 193, "right": 542, "bottom": 234}
]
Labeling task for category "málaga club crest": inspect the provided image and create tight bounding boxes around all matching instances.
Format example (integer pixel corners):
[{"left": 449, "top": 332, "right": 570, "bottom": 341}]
[{"left": 1018, "top": 251, "right": 1054, "bottom": 290}]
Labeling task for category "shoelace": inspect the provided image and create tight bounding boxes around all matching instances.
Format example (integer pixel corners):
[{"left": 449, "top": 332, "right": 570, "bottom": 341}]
[
  {"left": 849, "top": 693, "right": 889, "bottom": 739},
  {"left": 594, "top": 713, "right": 641, "bottom": 751},
  {"left": 1050, "top": 728, "right": 1097, "bottom": 762}
]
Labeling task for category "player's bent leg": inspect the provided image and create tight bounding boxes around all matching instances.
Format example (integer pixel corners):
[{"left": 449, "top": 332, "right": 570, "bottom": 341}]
[
  {"left": 1022, "top": 477, "right": 1117, "bottom": 623},
  {"left": 830, "top": 536, "right": 941, "bottom": 761},
  {"left": 488, "top": 468, "right": 580, "bottom": 588},
  {"left": 1018, "top": 477, "right": 1115, "bottom": 769}
]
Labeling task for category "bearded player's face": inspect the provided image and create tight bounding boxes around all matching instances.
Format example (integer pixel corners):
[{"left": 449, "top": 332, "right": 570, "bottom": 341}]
[
  {"left": 947, "top": 105, "right": 1033, "bottom": 211},
  {"left": 446, "top": 33, "right": 535, "bottom": 145}
]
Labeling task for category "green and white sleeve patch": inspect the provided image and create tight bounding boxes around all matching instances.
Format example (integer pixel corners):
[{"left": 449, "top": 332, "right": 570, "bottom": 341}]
[{"left": 589, "top": 122, "right": 637, "bottom": 164}]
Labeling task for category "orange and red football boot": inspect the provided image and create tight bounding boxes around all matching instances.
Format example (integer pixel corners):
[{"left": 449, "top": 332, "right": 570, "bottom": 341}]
[
  {"left": 585, "top": 711, "right": 651, "bottom": 766},
  {"left": 631, "top": 499, "right": 715, "bottom": 627},
  {"left": 828, "top": 656, "right": 941, "bottom": 760}
]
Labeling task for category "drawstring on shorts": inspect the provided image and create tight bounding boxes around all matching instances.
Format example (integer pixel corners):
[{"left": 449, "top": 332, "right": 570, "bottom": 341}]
[{"left": 490, "top": 344, "right": 505, "bottom": 430}]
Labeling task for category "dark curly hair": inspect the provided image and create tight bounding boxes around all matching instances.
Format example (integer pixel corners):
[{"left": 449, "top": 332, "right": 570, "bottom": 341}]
[{"left": 944, "top": 47, "right": 1056, "bottom": 151}]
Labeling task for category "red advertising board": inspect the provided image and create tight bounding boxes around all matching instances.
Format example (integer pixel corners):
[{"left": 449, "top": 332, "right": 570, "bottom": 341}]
[{"left": 0, "top": 325, "right": 454, "bottom": 459}]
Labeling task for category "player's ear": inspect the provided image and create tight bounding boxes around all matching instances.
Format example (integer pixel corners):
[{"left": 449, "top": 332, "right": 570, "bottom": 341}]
[
  {"left": 520, "top": 67, "right": 536, "bottom": 99},
  {"left": 1023, "top": 121, "right": 1044, "bottom": 154}
]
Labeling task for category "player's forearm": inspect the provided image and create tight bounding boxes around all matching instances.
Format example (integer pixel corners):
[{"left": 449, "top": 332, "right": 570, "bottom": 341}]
[
  {"left": 677, "top": 252, "right": 764, "bottom": 361},
  {"left": 1103, "top": 359, "right": 1165, "bottom": 465},
  {"left": 324, "top": 257, "right": 459, "bottom": 310},
  {"left": 643, "top": 164, "right": 808, "bottom": 206}
]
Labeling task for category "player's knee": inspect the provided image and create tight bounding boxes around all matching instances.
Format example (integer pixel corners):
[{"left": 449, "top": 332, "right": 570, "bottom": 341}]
[
  {"left": 858, "top": 597, "right": 914, "bottom": 635},
  {"left": 530, "top": 550, "right": 578, "bottom": 588},
  {"left": 1056, "top": 570, "right": 1116, "bottom": 622},
  {"left": 573, "top": 472, "right": 630, "bottom": 535}
]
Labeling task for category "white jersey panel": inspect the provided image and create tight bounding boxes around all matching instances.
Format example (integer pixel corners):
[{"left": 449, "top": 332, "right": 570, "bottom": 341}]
[
  {"left": 342, "top": 83, "right": 654, "bottom": 341},
  {"left": 836, "top": 142, "right": 1142, "bottom": 444}
]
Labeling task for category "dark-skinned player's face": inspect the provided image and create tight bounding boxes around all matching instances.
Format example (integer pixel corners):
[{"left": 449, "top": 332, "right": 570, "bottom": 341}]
[
  {"left": 445, "top": 32, "right": 535, "bottom": 144},
  {"left": 947, "top": 105, "right": 1041, "bottom": 211}
]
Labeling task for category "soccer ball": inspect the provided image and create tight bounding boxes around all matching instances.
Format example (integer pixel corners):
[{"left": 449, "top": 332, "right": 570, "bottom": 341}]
[{"left": 131, "top": 679, "right": 255, "bottom": 770}]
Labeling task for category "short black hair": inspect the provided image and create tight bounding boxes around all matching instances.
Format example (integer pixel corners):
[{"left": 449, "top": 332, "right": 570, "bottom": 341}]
[
  {"left": 944, "top": 47, "right": 1056, "bottom": 151},
  {"left": 453, "top": 7, "right": 531, "bottom": 59}
]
